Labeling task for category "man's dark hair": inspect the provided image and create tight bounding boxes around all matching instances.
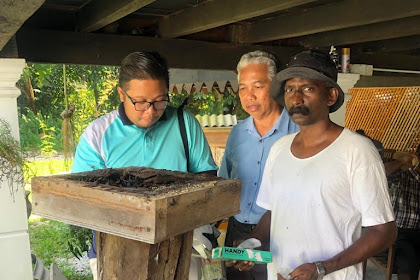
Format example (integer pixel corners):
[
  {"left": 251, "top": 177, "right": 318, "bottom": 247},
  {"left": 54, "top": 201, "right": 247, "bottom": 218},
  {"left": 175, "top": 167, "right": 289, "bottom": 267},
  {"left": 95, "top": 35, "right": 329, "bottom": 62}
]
[{"left": 119, "top": 51, "right": 169, "bottom": 90}]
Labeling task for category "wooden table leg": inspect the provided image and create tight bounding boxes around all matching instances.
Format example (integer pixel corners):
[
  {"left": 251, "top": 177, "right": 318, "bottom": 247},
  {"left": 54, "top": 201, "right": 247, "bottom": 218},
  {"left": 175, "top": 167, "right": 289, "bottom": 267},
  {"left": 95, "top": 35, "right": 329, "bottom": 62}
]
[{"left": 97, "top": 230, "right": 194, "bottom": 280}]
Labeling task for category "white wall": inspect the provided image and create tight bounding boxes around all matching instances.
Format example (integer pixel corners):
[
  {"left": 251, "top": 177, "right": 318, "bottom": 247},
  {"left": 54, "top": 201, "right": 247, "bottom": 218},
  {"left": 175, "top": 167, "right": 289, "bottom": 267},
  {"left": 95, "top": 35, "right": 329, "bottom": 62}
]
[
  {"left": 330, "top": 73, "right": 360, "bottom": 126},
  {"left": 0, "top": 58, "right": 33, "bottom": 280}
]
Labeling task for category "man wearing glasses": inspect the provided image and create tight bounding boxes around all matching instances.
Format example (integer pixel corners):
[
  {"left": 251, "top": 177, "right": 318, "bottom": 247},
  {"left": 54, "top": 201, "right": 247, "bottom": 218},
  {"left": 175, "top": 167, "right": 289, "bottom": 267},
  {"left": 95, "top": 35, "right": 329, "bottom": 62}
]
[{"left": 72, "top": 51, "right": 218, "bottom": 279}]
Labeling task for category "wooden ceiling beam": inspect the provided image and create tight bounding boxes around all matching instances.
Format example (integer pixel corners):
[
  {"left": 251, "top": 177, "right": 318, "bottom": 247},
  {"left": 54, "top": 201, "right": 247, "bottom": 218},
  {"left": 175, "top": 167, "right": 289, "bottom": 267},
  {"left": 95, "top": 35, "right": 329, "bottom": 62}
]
[
  {"left": 238, "top": 0, "right": 420, "bottom": 43},
  {"left": 0, "top": 0, "right": 45, "bottom": 50},
  {"left": 352, "top": 52, "right": 420, "bottom": 71},
  {"left": 16, "top": 28, "right": 302, "bottom": 70},
  {"left": 352, "top": 36, "right": 420, "bottom": 53},
  {"left": 296, "top": 16, "right": 420, "bottom": 48},
  {"left": 78, "top": 0, "right": 156, "bottom": 32},
  {"left": 158, "top": 0, "right": 320, "bottom": 38}
]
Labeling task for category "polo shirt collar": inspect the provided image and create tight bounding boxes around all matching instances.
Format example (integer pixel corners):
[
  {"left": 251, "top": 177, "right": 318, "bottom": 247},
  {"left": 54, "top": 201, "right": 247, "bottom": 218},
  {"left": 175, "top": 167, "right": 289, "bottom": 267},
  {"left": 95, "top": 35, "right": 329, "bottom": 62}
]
[
  {"left": 244, "top": 108, "right": 288, "bottom": 138},
  {"left": 118, "top": 102, "right": 168, "bottom": 126}
]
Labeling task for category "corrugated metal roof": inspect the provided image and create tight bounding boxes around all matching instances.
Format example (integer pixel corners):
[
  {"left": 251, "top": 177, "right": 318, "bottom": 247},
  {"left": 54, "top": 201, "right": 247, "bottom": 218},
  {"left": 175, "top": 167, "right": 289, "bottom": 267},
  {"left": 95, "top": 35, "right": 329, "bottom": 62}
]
[{"left": 195, "top": 114, "right": 237, "bottom": 127}]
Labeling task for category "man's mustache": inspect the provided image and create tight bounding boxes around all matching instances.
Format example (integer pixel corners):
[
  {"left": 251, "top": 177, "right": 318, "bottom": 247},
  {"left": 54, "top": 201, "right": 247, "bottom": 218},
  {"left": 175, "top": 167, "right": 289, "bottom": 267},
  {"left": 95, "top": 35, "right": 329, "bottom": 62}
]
[{"left": 287, "top": 105, "right": 310, "bottom": 116}]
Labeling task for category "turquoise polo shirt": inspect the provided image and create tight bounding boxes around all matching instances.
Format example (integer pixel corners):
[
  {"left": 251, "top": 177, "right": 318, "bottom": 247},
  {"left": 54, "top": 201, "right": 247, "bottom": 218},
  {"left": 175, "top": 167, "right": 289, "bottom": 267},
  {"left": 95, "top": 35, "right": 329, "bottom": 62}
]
[
  {"left": 72, "top": 103, "right": 218, "bottom": 174},
  {"left": 73, "top": 103, "right": 218, "bottom": 259}
]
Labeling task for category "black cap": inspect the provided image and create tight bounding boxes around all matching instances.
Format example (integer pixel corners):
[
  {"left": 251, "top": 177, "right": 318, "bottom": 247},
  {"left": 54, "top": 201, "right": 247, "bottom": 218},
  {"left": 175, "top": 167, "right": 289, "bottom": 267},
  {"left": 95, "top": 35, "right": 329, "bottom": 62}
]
[{"left": 270, "top": 50, "right": 344, "bottom": 113}]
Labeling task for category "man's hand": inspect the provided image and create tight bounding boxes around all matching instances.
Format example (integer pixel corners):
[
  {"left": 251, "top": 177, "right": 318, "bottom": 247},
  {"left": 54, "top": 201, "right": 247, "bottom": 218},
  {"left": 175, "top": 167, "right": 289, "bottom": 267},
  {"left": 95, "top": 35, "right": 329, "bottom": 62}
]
[
  {"left": 393, "top": 152, "right": 419, "bottom": 168},
  {"left": 399, "top": 153, "right": 418, "bottom": 168},
  {"left": 224, "top": 239, "right": 253, "bottom": 271},
  {"left": 225, "top": 259, "right": 255, "bottom": 271},
  {"left": 279, "top": 263, "right": 317, "bottom": 280}
]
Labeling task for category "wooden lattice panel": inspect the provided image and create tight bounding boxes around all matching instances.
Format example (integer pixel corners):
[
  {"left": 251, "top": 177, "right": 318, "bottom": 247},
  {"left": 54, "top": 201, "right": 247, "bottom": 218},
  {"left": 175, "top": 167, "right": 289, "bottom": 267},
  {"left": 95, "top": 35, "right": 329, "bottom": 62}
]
[{"left": 345, "top": 87, "right": 420, "bottom": 153}]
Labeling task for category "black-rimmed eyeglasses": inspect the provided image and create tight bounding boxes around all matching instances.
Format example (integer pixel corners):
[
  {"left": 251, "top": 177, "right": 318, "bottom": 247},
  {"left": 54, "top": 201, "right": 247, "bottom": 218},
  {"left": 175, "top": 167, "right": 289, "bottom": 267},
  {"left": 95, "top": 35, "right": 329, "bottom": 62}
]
[{"left": 123, "top": 90, "right": 169, "bottom": 111}]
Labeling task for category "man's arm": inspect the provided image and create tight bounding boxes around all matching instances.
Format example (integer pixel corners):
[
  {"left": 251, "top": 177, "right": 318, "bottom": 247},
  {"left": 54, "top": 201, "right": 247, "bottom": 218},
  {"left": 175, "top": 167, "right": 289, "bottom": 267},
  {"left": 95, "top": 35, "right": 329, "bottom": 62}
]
[
  {"left": 287, "top": 221, "right": 397, "bottom": 280},
  {"left": 249, "top": 210, "right": 271, "bottom": 250},
  {"left": 384, "top": 153, "right": 418, "bottom": 176},
  {"left": 226, "top": 211, "right": 271, "bottom": 271},
  {"left": 183, "top": 110, "right": 218, "bottom": 173}
]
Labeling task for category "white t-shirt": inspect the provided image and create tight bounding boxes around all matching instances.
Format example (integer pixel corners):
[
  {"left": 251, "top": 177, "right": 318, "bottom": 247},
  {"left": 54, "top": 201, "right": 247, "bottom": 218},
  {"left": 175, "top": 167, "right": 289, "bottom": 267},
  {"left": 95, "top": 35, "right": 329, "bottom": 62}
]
[{"left": 256, "top": 128, "right": 394, "bottom": 280}]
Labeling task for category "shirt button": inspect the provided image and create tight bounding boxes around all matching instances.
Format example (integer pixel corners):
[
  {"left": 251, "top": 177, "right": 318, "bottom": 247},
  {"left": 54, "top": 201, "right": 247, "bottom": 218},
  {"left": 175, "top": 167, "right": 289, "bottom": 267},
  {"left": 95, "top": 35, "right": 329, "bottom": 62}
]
[
  {"left": 254, "top": 182, "right": 257, "bottom": 186},
  {"left": 248, "top": 203, "right": 251, "bottom": 205},
  {"left": 257, "top": 161, "right": 260, "bottom": 164},
  {"left": 244, "top": 220, "right": 248, "bottom": 223},
  {"left": 259, "top": 140, "right": 262, "bottom": 143}
]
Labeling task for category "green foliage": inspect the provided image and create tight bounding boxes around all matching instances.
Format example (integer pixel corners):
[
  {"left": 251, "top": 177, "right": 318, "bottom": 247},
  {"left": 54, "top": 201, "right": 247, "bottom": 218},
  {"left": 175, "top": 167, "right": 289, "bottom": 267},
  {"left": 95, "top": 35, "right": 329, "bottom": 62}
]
[
  {"left": 17, "top": 64, "right": 120, "bottom": 151},
  {"left": 17, "top": 62, "right": 248, "bottom": 153},
  {"left": 18, "top": 110, "right": 64, "bottom": 153},
  {"left": 25, "top": 158, "right": 72, "bottom": 182},
  {"left": 169, "top": 88, "right": 248, "bottom": 119},
  {"left": 19, "top": 111, "right": 42, "bottom": 150},
  {"left": 67, "top": 226, "right": 93, "bottom": 259},
  {"left": 29, "top": 218, "right": 74, "bottom": 264},
  {"left": 29, "top": 218, "right": 93, "bottom": 280}
]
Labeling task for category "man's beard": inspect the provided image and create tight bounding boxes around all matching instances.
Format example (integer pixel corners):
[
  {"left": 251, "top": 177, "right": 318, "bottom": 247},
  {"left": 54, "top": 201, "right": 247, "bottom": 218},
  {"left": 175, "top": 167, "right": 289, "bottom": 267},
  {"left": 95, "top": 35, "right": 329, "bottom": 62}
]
[{"left": 287, "top": 105, "right": 310, "bottom": 116}]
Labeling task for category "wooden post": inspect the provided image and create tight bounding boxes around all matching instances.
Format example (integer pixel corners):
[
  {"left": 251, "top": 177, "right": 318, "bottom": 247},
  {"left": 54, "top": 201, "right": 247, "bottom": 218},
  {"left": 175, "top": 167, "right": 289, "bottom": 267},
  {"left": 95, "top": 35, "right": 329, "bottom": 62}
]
[{"left": 97, "top": 230, "right": 193, "bottom": 280}]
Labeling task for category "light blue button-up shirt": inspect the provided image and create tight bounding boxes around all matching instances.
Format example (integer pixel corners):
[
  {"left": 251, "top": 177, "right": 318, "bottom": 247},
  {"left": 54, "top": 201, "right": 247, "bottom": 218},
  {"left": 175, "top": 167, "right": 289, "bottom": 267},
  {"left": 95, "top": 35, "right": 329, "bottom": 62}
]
[{"left": 219, "top": 109, "right": 299, "bottom": 224}]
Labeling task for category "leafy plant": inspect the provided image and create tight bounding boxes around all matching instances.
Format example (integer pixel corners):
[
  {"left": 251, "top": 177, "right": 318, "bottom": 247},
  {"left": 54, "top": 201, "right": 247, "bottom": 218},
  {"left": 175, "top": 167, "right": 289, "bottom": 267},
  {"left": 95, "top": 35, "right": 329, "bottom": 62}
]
[
  {"left": 17, "top": 64, "right": 120, "bottom": 152},
  {"left": 0, "top": 119, "right": 30, "bottom": 200},
  {"left": 19, "top": 111, "right": 42, "bottom": 151},
  {"left": 67, "top": 226, "right": 93, "bottom": 259},
  {"left": 169, "top": 88, "right": 248, "bottom": 119},
  {"left": 29, "top": 218, "right": 93, "bottom": 280}
]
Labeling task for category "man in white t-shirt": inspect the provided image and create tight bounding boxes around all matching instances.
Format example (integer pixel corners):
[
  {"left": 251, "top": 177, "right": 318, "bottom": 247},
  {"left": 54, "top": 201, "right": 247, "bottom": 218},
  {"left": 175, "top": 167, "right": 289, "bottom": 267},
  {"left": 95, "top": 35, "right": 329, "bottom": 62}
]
[{"left": 230, "top": 50, "right": 397, "bottom": 280}]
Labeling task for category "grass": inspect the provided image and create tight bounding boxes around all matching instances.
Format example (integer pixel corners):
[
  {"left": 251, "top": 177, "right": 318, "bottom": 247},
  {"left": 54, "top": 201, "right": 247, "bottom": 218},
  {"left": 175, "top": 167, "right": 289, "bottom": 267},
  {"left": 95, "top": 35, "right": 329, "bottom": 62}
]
[
  {"left": 29, "top": 218, "right": 74, "bottom": 264},
  {"left": 27, "top": 157, "right": 93, "bottom": 280},
  {"left": 26, "top": 158, "right": 72, "bottom": 182}
]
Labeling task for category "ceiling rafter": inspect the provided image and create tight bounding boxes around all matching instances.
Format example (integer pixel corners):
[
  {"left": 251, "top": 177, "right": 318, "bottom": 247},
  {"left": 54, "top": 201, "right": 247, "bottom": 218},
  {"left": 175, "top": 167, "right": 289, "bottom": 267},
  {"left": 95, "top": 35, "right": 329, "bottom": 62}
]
[
  {"left": 296, "top": 16, "right": 420, "bottom": 48},
  {"left": 78, "top": 0, "right": 156, "bottom": 32},
  {"left": 16, "top": 28, "right": 302, "bottom": 70},
  {"left": 158, "top": 0, "right": 320, "bottom": 38},
  {"left": 352, "top": 52, "right": 420, "bottom": 71},
  {"left": 238, "top": 0, "right": 420, "bottom": 43},
  {"left": 352, "top": 36, "right": 420, "bottom": 53}
]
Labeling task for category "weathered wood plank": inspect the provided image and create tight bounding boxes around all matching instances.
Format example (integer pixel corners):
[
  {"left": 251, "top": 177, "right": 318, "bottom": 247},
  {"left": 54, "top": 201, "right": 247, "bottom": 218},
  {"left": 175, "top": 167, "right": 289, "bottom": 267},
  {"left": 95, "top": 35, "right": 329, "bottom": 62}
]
[
  {"left": 238, "top": 0, "right": 420, "bottom": 43},
  {"left": 296, "top": 16, "right": 420, "bottom": 48},
  {"left": 78, "top": 0, "right": 156, "bottom": 32},
  {"left": 165, "top": 178, "right": 240, "bottom": 237},
  {"left": 351, "top": 35, "right": 420, "bottom": 53},
  {"left": 97, "top": 231, "right": 193, "bottom": 280},
  {"left": 32, "top": 178, "right": 157, "bottom": 242},
  {"left": 351, "top": 52, "right": 420, "bottom": 71},
  {"left": 16, "top": 28, "right": 302, "bottom": 70},
  {"left": 158, "top": 0, "right": 319, "bottom": 38},
  {"left": 164, "top": 235, "right": 182, "bottom": 279},
  {"left": 31, "top": 167, "right": 241, "bottom": 243},
  {"left": 174, "top": 230, "right": 193, "bottom": 280},
  {"left": 97, "top": 232, "right": 155, "bottom": 280}
]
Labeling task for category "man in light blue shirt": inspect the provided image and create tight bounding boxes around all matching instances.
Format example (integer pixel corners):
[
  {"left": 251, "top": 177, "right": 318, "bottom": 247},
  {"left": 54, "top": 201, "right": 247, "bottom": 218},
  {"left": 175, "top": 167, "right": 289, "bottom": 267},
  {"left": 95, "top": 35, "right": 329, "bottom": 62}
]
[
  {"left": 72, "top": 51, "right": 217, "bottom": 279},
  {"left": 219, "top": 50, "right": 299, "bottom": 280}
]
